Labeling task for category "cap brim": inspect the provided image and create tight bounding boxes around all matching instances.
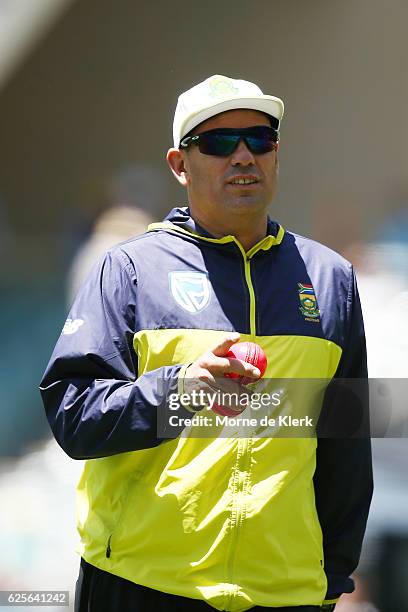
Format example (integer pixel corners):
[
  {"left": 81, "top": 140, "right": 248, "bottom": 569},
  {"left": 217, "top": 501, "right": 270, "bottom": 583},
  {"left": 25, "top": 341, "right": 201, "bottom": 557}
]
[{"left": 176, "top": 95, "right": 284, "bottom": 147}]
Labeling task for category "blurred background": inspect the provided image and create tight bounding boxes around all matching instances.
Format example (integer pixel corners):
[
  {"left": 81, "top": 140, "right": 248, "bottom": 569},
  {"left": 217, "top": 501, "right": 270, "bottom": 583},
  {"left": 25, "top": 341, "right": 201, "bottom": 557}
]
[{"left": 0, "top": 0, "right": 407, "bottom": 610}]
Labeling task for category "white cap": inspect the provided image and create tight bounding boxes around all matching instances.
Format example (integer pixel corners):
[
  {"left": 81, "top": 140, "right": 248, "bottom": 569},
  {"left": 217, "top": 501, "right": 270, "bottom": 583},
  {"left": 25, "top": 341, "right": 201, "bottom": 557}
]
[{"left": 173, "top": 74, "right": 284, "bottom": 148}]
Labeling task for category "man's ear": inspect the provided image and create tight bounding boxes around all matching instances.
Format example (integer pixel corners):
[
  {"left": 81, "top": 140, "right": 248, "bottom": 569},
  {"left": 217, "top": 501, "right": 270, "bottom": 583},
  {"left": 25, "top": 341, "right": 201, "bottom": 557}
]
[{"left": 166, "top": 148, "right": 188, "bottom": 187}]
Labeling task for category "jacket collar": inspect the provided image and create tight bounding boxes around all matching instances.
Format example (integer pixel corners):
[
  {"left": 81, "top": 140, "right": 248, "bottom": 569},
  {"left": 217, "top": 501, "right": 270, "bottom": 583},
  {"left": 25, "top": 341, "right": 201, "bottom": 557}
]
[{"left": 148, "top": 206, "right": 285, "bottom": 255}]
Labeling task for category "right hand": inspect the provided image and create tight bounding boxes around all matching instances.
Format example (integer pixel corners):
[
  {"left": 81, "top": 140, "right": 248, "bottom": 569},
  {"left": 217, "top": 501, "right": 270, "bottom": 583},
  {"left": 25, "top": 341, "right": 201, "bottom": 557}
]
[{"left": 182, "top": 334, "right": 261, "bottom": 415}]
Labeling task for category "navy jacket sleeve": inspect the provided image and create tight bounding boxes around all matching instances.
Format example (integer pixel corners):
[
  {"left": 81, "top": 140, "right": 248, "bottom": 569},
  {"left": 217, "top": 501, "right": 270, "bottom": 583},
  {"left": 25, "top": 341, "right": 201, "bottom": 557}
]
[
  {"left": 39, "top": 248, "right": 181, "bottom": 460},
  {"left": 313, "top": 266, "right": 373, "bottom": 599}
]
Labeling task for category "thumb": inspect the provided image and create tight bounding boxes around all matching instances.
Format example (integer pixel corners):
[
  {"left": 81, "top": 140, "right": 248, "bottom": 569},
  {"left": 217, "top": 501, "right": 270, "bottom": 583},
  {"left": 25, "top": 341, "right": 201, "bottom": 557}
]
[{"left": 211, "top": 333, "right": 241, "bottom": 357}]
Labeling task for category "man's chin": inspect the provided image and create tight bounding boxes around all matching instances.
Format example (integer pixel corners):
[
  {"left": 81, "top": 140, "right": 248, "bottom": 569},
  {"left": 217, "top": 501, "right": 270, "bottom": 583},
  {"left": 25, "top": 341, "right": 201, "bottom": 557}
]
[{"left": 227, "top": 197, "right": 269, "bottom": 213}]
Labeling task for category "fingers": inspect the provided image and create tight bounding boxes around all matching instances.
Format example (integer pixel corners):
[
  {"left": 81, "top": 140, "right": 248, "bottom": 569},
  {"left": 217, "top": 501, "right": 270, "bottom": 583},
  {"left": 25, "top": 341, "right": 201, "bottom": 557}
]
[
  {"left": 209, "top": 334, "right": 260, "bottom": 378},
  {"left": 182, "top": 334, "right": 263, "bottom": 417},
  {"left": 186, "top": 334, "right": 260, "bottom": 382},
  {"left": 208, "top": 356, "right": 260, "bottom": 379},
  {"left": 211, "top": 333, "right": 241, "bottom": 357}
]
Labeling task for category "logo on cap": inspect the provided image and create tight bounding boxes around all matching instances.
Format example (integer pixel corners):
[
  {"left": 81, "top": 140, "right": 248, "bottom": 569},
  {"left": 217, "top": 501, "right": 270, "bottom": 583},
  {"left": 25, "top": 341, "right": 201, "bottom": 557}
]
[{"left": 208, "top": 76, "right": 239, "bottom": 99}]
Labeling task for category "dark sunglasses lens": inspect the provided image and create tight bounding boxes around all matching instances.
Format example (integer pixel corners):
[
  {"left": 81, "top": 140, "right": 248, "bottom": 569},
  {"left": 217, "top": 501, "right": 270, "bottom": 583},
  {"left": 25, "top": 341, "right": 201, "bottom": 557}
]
[
  {"left": 198, "top": 134, "right": 239, "bottom": 156},
  {"left": 194, "top": 127, "right": 278, "bottom": 156},
  {"left": 245, "top": 136, "right": 276, "bottom": 154}
]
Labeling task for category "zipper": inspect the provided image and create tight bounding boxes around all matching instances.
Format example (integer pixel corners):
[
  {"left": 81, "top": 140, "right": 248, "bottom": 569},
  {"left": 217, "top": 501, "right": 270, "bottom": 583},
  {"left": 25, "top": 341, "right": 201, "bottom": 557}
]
[
  {"left": 244, "top": 254, "right": 257, "bottom": 337},
  {"left": 106, "top": 534, "right": 112, "bottom": 558},
  {"left": 233, "top": 239, "right": 257, "bottom": 337},
  {"left": 225, "top": 438, "right": 252, "bottom": 607}
]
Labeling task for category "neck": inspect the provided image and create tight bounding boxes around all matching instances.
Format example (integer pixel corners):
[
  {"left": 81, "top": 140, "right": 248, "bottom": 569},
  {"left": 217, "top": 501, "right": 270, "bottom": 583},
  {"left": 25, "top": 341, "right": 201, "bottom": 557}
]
[{"left": 191, "top": 213, "right": 268, "bottom": 251}]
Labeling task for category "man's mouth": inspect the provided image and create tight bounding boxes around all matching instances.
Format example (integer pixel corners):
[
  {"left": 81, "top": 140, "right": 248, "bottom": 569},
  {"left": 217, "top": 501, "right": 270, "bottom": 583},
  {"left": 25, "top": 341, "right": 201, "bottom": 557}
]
[{"left": 228, "top": 176, "right": 259, "bottom": 185}]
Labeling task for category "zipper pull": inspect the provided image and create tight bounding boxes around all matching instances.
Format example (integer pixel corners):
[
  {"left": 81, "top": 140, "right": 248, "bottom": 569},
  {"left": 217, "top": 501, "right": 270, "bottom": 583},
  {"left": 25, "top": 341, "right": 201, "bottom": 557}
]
[{"left": 106, "top": 535, "right": 112, "bottom": 558}]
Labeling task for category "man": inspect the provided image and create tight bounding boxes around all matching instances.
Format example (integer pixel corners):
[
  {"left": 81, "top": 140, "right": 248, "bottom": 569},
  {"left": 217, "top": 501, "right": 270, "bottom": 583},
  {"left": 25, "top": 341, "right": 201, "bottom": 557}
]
[{"left": 40, "top": 75, "right": 373, "bottom": 611}]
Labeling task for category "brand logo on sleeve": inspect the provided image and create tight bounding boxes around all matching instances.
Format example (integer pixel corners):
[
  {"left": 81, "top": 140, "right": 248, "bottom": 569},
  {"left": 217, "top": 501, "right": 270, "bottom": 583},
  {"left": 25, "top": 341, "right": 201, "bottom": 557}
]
[
  {"left": 298, "top": 283, "right": 320, "bottom": 322},
  {"left": 62, "top": 318, "right": 84, "bottom": 335},
  {"left": 169, "top": 271, "right": 211, "bottom": 314}
]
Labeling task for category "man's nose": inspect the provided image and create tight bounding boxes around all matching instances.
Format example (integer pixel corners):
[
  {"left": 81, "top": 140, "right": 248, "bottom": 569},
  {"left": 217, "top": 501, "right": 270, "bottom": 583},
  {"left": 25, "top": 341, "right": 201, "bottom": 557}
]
[{"left": 230, "top": 139, "right": 255, "bottom": 165}]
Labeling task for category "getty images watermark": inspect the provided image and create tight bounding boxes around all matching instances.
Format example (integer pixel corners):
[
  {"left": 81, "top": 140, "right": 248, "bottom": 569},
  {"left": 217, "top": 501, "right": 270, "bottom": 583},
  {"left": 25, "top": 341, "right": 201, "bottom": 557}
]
[
  {"left": 166, "top": 388, "right": 314, "bottom": 428},
  {"left": 157, "top": 378, "right": 408, "bottom": 439},
  {"left": 169, "top": 388, "right": 281, "bottom": 412},
  {"left": 158, "top": 383, "right": 320, "bottom": 437}
]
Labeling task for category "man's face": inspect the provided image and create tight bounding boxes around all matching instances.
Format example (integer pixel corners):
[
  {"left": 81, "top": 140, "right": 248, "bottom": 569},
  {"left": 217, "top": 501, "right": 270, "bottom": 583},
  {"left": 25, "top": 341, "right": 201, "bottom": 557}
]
[{"left": 170, "top": 109, "right": 279, "bottom": 229}]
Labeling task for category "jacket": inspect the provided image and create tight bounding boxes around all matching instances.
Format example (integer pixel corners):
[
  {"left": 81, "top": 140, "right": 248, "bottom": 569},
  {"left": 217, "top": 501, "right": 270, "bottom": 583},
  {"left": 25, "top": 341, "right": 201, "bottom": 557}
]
[{"left": 40, "top": 207, "right": 373, "bottom": 611}]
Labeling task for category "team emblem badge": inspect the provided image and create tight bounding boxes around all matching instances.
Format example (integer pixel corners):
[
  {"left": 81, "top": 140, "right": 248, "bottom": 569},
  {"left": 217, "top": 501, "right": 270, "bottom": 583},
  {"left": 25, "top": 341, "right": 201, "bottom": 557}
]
[
  {"left": 297, "top": 283, "right": 320, "bottom": 321},
  {"left": 169, "top": 272, "right": 211, "bottom": 314}
]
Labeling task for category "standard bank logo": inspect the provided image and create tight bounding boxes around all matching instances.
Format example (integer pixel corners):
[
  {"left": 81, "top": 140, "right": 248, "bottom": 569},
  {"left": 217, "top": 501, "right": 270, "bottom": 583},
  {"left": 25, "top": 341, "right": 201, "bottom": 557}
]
[{"left": 169, "top": 271, "right": 211, "bottom": 314}]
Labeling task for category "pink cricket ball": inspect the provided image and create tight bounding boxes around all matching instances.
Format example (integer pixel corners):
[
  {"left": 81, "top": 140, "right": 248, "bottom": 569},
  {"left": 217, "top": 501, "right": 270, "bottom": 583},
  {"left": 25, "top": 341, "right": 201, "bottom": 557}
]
[
  {"left": 225, "top": 341, "right": 267, "bottom": 383},
  {"left": 212, "top": 342, "right": 267, "bottom": 417}
]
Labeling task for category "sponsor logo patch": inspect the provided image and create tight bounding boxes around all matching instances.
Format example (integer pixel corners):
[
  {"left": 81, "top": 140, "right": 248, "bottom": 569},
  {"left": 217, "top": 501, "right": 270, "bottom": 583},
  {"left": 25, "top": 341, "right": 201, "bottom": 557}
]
[
  {"left": 169, "top": 271, "right": 211, "bottom": 314},
  {"left": 298, "top": 283, "right": 320, "bottom": 322}
]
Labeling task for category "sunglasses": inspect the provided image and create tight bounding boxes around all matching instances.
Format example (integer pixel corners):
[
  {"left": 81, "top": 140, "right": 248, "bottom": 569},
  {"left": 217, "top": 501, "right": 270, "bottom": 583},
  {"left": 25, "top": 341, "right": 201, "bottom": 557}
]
[{"left": 179, "top": 126, "right": 279, "bottom": 157}]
